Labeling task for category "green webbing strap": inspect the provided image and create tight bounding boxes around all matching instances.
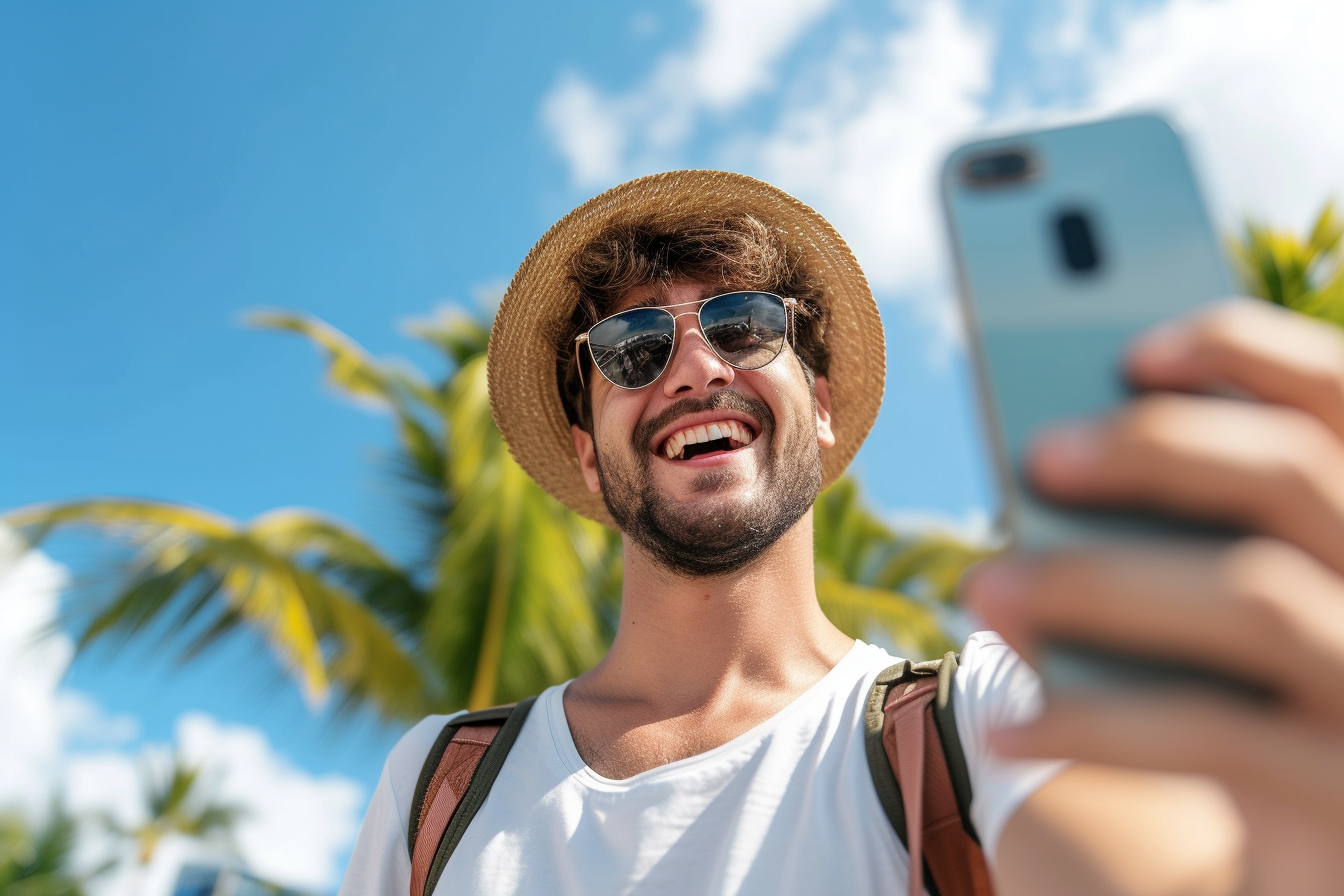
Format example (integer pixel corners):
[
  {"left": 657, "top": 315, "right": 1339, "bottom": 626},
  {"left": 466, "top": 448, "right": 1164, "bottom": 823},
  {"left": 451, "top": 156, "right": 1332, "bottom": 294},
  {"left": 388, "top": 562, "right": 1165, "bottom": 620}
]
[
  {"left": 421, "top": 695, "right": 536, "bottom": 896},
  {"left": 864, "top": 661, "right": 911, "bottom": 849},
  {"left": 407, "top": 704, "right": 519, "bottom": 858},
  {"left": 931, "top": 652, "right": 981, "bottom": 844}
]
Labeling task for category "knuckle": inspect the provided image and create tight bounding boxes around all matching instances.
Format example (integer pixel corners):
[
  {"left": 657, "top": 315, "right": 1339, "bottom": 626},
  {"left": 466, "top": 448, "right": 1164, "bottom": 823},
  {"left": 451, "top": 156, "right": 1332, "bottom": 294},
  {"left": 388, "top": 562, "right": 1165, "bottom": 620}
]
[
  {"left": 1187, "top": 299, "right": 1262, "bottom": 354},
  {"left": 1263, "top": 411, "right": 1340, "bottom": 503},
  {"left": 1311, "top": 344, "right": 1344, "bottom": 415},
  {"left": 1220, "top": 538, "right": 1309, "bottom": 639},
  {"left": 1118, "top": 394, "right": 1190, "bottom": 454}
]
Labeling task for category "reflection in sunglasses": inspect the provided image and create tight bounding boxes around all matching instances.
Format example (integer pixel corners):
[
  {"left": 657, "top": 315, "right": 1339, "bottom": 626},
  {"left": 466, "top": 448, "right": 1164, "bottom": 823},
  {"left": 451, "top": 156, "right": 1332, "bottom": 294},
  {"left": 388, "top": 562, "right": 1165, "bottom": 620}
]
[{"left": 578, "top": 292, "right": 795, "bottom": 391}]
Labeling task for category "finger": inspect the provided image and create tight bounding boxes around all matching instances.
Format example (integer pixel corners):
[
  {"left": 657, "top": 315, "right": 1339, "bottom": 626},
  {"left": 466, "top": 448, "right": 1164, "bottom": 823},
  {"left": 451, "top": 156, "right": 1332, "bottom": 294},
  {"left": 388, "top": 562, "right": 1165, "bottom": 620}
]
[
  {"left": 992, "top": 693, "right": 1344, "bottom": 829},
  {"left": 1127, "top": 299, "right": 1344, "bottom": 441},
  {"left": 1027, "top": 395, "right": 1344, "bottom": 575},
  {"left": 964, "top": 542, "right": 1344, "bottom": 725}
]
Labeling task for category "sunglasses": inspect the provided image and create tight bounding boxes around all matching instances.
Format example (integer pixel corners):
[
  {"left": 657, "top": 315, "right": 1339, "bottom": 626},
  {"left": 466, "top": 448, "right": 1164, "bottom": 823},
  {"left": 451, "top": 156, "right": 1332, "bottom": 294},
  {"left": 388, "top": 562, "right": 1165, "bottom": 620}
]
[{"left": 575, "top": 291, "right": 799, "bottom": 391}]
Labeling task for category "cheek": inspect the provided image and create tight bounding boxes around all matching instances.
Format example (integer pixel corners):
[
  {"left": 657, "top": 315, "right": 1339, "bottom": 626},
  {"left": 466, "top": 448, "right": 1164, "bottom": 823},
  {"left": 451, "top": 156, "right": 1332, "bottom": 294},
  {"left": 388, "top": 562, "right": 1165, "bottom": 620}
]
[{"left": 591, "top": 387, "right": 644, "bottom": 447}]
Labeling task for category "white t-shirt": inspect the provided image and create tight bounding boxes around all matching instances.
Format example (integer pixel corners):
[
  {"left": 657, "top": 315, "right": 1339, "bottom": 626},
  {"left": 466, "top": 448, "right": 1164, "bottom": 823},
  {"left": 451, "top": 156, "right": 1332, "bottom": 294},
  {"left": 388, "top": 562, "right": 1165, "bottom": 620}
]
[{"left": 340, "top": 632, "right": 1062, "bottom": 896}]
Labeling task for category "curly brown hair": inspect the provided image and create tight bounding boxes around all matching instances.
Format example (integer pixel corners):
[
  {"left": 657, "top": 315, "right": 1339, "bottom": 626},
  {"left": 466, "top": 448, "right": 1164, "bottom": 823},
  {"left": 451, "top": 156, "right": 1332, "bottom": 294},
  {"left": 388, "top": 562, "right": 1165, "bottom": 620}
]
[{"left": 556, "top": 213, "right": 831, "bottom": 431}]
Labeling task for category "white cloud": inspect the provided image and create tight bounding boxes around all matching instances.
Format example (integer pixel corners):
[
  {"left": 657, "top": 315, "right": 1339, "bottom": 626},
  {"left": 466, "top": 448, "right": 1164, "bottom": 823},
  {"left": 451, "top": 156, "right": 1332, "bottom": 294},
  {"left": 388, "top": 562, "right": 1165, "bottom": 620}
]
[
  {"left": 542, "top": 73, "right": 627, "bottom": 188},
  {"left": 543, "top": 0, "right": 841, "bottom": 186},
  {"left": 541, "top": 0, "right": 995, "bottom": 362},
  {"left": 58, "top": 691, "right": 141, "bottom": 748},
  {"left": 687, "top": 0, "right": 837, "bottom": 110},
  {"left": 1084, "top": 0, "right": 1344, "bottom": 232},
  {"left": 0, "top": 527, "right": 364, "bottom": 895},
  {"left": 0, "top": 525, "right": 73, "bottom": 815},
  {"left": 62, "top": 717, "right": 364, "bottom": 896},
  {"left": 752, "top": 0, "right": 993, "bottom": 295},
  {"left": 176, "top": 714, "right": 364, "bottom": 892},
  {"left": 540, "top": 0, "right": 1344, "bottom": 377},
  {"left": 1049, "top": 0, "right": 1097, "bottom": 55}
]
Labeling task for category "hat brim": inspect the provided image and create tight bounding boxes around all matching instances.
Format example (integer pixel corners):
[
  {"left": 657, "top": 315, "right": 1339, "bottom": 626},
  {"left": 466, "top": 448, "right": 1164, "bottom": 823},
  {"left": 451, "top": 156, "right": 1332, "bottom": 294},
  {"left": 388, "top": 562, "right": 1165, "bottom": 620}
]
[{"left": 487, "top": 170, "right": 885, "bottom": 527}]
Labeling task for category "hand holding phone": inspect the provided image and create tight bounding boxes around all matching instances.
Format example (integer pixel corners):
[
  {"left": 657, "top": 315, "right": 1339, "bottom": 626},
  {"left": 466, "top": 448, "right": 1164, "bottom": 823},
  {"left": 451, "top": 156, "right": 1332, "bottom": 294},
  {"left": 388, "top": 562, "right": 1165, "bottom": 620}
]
[{"left": 965, "top": 300, "right": 1344, "bottom": 894}]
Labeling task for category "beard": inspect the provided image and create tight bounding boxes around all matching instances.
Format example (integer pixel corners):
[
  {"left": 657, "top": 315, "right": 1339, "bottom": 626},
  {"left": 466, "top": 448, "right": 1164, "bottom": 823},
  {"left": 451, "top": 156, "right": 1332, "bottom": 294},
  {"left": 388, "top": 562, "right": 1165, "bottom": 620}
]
[{"left": 594, "top": 389, "right": 822, "bottom": 578}]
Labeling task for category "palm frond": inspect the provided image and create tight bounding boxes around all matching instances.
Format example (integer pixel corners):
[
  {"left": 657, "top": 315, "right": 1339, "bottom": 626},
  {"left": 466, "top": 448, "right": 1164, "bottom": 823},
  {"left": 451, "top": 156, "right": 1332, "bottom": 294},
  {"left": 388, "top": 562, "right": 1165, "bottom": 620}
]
[
  {"left": 0, "top": 804, "right": 88, "bottom": 896},
  {"left": 4, "top": 500, "right": 426, "bottom": 717},
  {"left": 421, "top": 355, "right": 609, "bottom": 710},
  {"left": 813, "top": 476, "right": 986, "bottom": 657},
  {"left": 816, "top": 579, "right": 953, "bottom": 659},
  {"left": 403, "top": 308, "right": 491, "bottom": 371},
  {"left": 248, "top": 311, "right": 447, "bottom": 483},
  {"left": 1233, "top": 200, "right": 1344, "bottom": 325}
]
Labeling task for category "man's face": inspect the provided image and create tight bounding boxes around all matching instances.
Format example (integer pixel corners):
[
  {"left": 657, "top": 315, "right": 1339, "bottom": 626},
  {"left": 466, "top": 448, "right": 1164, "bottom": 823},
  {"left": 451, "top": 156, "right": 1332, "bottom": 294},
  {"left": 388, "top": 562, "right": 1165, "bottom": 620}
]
[{"left": 570, "top": 279, "right": 835, "bottom": 577}]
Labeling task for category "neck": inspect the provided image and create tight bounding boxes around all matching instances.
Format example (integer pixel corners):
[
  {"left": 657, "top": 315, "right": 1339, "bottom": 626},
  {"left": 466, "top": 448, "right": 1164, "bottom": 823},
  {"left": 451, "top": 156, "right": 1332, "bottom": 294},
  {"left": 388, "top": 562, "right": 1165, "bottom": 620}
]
[{"left": 576, "top": 509, "right": 853, "bottom": 711}]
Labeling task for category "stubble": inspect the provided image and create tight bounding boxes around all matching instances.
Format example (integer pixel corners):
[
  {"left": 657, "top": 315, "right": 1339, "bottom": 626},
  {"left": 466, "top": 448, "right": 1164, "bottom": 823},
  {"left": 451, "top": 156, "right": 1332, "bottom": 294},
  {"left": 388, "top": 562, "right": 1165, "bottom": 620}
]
[{"left": 594, "top": 390, "right": 821, "bottom": 578}]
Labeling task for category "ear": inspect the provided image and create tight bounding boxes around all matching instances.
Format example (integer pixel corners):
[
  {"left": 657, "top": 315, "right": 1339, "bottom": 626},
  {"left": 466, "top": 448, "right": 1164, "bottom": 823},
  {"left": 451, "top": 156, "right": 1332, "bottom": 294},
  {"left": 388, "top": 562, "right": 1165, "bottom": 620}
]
[
  {"left": 813, "top": 376, "right": 836, "bottom": 450},
  {"left": 571, "top": 424, "right": 602, "bottom": 493}
]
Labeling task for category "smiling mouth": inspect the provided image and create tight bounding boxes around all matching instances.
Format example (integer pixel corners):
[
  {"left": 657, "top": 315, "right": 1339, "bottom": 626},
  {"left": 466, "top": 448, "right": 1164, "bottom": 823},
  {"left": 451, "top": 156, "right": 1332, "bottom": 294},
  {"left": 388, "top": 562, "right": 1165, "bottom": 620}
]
[{"left": 660, "top": 420, "right": 755, "bottom": 460}]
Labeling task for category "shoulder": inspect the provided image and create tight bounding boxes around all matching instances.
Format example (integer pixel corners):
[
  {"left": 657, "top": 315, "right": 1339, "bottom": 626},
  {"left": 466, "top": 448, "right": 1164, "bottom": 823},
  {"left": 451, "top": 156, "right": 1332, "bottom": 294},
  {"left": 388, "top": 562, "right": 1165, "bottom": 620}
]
[
  {"left": 383, "top": 712, "right": 467, "bottom": 814},
  {"left": 955, "top": 630, "right": 1045, "bottom": 718},
  {"left": 337, "top": 713, "right": 464, "bottom": 896}
]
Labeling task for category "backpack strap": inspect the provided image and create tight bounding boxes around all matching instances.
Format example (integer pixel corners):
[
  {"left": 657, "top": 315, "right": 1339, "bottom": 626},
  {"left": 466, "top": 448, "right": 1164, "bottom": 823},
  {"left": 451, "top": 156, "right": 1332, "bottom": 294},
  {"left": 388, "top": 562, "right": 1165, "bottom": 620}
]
[
  {"left": 407, "top": 697, "right": 536, "bottom": 896},
  {"left": 865, "top": 652, "right": 993, "bottom": 896}
]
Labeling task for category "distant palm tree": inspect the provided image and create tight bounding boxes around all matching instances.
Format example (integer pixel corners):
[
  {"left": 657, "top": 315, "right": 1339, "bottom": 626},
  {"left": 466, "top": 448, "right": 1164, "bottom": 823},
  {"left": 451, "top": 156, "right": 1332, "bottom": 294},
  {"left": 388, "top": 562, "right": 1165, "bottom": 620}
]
[
  {"left": 1232, "top": 200, "right": 1344, "bottom": 324},
  {"left": 5, "top": 306, "right": 976, "bottom": 718},
  {"left": 0, "top": 803, "right": 101, "bottom": 896},
  {"left": 101, "top": 751, "right": 244, "bottom": 866}
]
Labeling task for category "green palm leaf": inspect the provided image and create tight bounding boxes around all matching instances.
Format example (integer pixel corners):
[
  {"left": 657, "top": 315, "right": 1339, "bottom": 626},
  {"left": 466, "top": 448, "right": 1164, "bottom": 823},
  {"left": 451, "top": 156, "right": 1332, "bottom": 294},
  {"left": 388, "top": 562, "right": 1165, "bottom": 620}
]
[
  {"left": 249, "top": 311, "right": 446, "bottom": 483},
  {"left": 425, "top": 354, "right": 609, "bottom": 709},
  {"left": 815, "top": 579, "right": 951, "bottom": 658},
  {"left": 813, "top": 477, "right": 986, "bottom": 658},
  {"left": 4, "top": 501, "right": 425, "bottom": 717},
  {"left": 0, "top": 804, "right": 90, "bottom": 896},
  {"left": 1233, "top": 200, "right": 1344, "bottom": 325}
]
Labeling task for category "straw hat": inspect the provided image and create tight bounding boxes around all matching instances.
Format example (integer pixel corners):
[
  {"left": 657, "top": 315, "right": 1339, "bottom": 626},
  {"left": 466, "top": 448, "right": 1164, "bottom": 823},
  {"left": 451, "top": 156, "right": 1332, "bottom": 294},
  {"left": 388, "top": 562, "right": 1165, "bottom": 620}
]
[{"left": 487, "top": 170, "right": 885, "bottom": 526}]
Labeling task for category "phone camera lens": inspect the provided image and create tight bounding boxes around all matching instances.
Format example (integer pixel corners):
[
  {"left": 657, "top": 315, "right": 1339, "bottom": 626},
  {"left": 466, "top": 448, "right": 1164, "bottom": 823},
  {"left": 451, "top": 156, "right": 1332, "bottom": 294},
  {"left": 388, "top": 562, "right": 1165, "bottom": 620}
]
[
  {"left": 1055, "top": 209, "right": 1103, "bottom": 274},
  {"left": 961, "top": 150, "right": 1034, "bottom": 187}
]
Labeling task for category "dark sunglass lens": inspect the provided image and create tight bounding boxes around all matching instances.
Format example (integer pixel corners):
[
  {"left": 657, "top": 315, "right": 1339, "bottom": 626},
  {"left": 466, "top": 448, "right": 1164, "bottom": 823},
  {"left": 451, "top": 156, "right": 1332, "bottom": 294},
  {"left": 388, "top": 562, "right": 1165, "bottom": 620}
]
[
  {"left": 588, "top": 307, "right": 675, "bottom": 388},
  {"left": 700, "top": 293, "right": 787, "bottom": 369}
]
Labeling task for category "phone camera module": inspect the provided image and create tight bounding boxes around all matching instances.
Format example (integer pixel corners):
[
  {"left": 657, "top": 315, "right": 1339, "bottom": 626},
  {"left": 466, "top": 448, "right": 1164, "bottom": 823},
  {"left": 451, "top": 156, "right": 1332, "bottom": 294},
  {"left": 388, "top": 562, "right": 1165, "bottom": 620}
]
[
  {"left": 1054, "top": 208, "right": 1103, "bottom": 275},
  {"left": 961, "top": 149, "right": 1035, "bottom": 187}
]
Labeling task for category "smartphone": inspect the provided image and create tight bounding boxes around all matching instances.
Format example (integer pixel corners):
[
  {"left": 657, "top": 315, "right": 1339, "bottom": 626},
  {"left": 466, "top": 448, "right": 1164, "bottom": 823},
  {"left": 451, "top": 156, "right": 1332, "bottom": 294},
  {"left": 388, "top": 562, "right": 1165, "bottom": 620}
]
[{"left": 942, "top": 113, "right": 1271, "bottom": 700}]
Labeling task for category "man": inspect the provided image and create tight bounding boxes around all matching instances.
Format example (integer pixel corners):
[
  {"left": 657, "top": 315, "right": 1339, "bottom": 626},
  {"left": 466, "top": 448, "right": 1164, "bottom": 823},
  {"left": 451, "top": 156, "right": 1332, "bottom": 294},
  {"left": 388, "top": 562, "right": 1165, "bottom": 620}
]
[{"left": 340, "top": 171, "right": 1245, "bottom": 895}]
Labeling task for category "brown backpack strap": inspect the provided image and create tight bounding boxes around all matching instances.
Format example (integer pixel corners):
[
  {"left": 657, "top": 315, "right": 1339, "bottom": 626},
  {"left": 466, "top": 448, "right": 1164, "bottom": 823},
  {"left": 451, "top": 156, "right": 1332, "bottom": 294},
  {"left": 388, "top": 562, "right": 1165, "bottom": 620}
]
[
  {"left": 869, "top": 654, "right": 994, "bottom": 896},
  {"left": 407, "top": 698, "right": 535, "bottom": 896}
]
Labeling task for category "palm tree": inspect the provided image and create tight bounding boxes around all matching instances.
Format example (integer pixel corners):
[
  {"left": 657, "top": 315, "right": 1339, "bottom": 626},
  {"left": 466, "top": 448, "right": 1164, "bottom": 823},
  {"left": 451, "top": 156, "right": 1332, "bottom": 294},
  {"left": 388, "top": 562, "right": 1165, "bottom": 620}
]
[
  {"left": 1232, "top": 200, "right": 1344, "bottom": 324},
  {"left": 0, "top": 803, "right": 99, "bottom": 896},
  {"left": 813, "top": 477, "right": 986, "bottom": 658},
  {"left": 101, "top": 751, "right": 244, "bottom": 867},
  {"left": 5, "top": 305, "right": 976, "bottom": 718}
]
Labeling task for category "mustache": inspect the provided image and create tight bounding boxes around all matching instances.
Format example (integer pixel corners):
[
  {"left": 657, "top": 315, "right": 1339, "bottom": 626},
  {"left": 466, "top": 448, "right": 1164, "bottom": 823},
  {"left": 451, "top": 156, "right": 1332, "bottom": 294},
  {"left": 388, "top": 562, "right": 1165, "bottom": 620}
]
[{"left": 633, "top": 390, "right": 774, "bottom": 451}]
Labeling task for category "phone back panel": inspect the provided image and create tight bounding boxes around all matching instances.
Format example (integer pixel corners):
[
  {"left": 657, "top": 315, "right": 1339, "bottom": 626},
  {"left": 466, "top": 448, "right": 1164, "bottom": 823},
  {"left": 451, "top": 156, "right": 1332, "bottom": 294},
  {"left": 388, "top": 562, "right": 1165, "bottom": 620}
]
[{"left": 942, "top": 114, "right": 1235, "bottom": 548}]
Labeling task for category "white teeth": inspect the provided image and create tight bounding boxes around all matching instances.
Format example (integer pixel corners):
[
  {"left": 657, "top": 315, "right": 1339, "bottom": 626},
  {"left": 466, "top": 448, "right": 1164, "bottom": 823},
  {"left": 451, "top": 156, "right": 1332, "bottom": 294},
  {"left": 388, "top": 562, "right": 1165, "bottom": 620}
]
[{"left": 661, "top": 419, "right": 756, "bottom": 459}]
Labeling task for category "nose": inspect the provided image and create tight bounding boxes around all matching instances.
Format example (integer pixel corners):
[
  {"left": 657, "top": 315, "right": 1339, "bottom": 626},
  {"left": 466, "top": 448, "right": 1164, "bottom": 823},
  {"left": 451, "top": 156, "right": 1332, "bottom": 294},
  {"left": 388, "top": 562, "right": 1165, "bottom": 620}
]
[{"left": 661, "top": 314, "right": 735, "bottom": 397}]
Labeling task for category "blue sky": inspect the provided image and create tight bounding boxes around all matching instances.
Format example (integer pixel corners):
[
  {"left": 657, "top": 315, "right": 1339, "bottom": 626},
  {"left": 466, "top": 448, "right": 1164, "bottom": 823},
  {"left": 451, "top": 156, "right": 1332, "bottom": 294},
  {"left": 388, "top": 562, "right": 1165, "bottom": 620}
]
[{"left": 2, "top": 0, "right": 1341, "bottom": 892}]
